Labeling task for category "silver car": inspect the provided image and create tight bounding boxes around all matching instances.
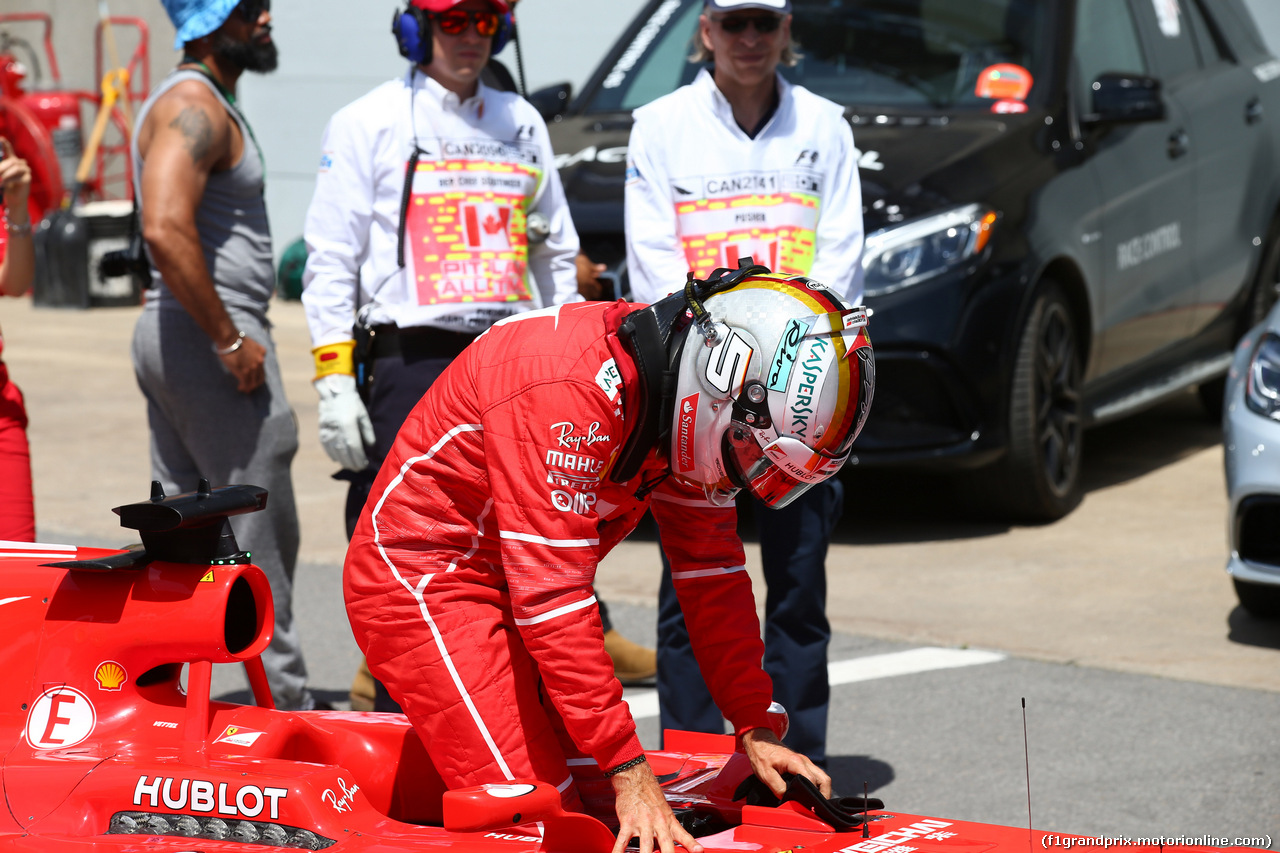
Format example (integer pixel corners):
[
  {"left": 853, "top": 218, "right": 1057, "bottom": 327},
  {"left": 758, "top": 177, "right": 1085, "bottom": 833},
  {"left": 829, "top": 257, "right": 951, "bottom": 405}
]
[{"left": 1224, "top": 297, "right": 1280, "bottom": 618}]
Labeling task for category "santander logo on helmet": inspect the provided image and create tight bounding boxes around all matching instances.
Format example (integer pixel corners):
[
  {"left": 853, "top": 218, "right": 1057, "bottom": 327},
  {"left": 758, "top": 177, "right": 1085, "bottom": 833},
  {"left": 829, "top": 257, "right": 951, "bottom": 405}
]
[{"left": 667, "top": 266, "right": 874, "bottom": 509}]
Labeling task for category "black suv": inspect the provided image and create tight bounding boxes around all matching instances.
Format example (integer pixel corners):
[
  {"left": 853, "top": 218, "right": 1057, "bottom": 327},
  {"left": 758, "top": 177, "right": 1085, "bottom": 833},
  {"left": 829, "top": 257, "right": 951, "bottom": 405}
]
[{"left": 534, "top": 0, "right": 1280, "bottom": 520}]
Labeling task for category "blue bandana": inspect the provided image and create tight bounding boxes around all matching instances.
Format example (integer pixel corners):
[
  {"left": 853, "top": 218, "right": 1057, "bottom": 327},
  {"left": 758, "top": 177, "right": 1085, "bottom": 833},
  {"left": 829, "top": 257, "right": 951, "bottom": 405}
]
[{"left": 161, "top": 0, "right": 241, "bottom": 50}]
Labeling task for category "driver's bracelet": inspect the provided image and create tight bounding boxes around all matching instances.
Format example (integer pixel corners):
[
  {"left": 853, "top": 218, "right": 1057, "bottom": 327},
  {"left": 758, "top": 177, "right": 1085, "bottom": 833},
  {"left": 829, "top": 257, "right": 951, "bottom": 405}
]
[
  {"left": 604, "top": 755, "right": 647, "bottom": 776},
  {"left": 213, "top": 330, "right": 246, "bottom": 356}
]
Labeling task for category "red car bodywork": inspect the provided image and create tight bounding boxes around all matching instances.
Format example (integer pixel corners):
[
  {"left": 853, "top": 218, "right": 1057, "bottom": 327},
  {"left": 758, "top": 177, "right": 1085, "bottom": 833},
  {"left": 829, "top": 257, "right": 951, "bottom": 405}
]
[{"left": 0, "top": 486, "right": 1259, "bottom": 851}]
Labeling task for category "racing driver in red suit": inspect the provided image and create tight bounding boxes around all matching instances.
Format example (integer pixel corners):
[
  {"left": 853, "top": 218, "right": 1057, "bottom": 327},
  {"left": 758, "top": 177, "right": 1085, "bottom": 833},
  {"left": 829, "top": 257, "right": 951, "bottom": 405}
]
[{"left": 344, "top": 263, "right": 874, "bottom": 853}]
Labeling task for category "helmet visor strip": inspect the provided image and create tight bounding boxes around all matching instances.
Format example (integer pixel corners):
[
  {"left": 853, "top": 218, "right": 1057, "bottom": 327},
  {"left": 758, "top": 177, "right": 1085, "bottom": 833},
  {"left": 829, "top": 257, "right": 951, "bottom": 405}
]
[
  {"left": 724, "top": 429, "right": 851, "bottom": 508},
  {"left": 802, "top": 307, "right": 871, "bottom": 456}
]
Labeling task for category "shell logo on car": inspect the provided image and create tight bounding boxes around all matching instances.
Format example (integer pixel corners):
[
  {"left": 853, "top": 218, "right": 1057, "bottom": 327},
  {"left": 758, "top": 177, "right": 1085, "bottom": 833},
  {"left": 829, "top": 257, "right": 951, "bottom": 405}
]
[{"left": 94, "top": 661, "right": 127, "bottom": 691}]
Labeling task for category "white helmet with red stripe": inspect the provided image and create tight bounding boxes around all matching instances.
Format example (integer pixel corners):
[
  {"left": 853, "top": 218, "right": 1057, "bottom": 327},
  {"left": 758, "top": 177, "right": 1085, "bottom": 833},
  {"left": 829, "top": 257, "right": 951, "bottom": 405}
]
[{"left": 667, "top": 267, "right": 874, "bottom": 508}]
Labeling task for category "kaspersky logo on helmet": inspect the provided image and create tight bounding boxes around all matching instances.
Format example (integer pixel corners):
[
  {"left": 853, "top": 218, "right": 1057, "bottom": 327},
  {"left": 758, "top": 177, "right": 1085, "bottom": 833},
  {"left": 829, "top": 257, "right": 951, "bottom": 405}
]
[
  {"left": 787, "top": 337, "right": 831, "bottom": 439},
  {"left": 677, "top": 393, "right": 698, "bottom": 473}
]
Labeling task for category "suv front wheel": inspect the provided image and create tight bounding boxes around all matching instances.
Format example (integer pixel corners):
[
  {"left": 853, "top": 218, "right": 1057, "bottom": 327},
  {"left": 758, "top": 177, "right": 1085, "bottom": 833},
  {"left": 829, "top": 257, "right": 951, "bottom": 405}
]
[{"left": 978, "top": 281, "right": 1084, "bottom": 521}]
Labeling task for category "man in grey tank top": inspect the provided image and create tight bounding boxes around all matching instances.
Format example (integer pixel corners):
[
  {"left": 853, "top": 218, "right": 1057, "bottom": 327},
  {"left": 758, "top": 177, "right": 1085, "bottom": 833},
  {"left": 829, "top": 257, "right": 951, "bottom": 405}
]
[{"left": 131, "top": 0, "right": 318, "bottom": 710}]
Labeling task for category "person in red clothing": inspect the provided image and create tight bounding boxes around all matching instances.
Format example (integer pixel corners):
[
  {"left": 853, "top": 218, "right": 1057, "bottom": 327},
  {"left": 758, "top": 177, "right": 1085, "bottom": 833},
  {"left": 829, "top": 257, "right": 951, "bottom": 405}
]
[
  {"left": 344, "top": 264, "right": 874, "bottom": 853},
  {"left": 0, "top": 137, "right": 36, "bottom": 542}
]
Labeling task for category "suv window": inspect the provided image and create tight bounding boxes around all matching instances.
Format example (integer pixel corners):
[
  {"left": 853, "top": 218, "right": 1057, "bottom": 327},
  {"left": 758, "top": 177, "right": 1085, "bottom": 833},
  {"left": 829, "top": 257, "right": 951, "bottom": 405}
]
[
  {"left": 1074, "top": 0, "right": 1148, "bottom": 95},
  {"left": 593, "top": 1, "right": 703, "bottom": 113},
  {"left": 1183, "top": 0, "right": 1233, "bottom": 66},
  {"left": 584, "top": 0, "right": 1054, "bottom": 114},
  {"left": 1140, "top": 0, "right": 1204, "bottom": 81}
]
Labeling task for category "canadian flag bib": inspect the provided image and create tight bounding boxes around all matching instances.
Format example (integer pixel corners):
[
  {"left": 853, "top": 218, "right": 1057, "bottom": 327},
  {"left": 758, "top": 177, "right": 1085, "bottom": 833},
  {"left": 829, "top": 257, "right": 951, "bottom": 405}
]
[{"left": 404, "top": 137, "right": 544, "bottom": 307}]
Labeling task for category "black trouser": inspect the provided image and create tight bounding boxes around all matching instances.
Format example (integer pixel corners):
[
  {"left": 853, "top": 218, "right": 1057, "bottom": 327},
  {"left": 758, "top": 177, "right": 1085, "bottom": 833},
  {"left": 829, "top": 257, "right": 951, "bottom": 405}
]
[{"left": 656, "top": 479, "right": 844, "bottom": 765}]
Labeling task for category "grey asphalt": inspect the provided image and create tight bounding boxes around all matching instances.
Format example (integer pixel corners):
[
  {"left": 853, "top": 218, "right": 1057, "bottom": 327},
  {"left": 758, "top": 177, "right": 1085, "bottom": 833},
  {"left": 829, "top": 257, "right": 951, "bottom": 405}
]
[{"left": 4, "top": 296, "right": 1278, "bottom": 845}]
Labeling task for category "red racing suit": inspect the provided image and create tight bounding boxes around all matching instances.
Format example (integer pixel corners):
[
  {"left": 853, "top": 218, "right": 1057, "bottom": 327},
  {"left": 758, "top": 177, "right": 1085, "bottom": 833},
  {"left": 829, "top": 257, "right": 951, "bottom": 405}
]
[
  {"left": 0, "top": 331, "right": 34, "bottom": 543},
  {"left": 0, "top": 229, "right": 34, "bottom": 541},
  {"left": 344, "top": 299, "right": 773, "bottom": 810}
]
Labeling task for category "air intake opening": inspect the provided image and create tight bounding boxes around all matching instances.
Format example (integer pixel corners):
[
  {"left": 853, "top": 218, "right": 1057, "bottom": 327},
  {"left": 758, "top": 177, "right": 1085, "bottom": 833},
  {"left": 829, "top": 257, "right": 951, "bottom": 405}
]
[
  {"left": 1239, "top": 495, "right": 1280, "bottom": 568},
  {"left": 224, "top": 576, "right": 260, "bottom": 654}
]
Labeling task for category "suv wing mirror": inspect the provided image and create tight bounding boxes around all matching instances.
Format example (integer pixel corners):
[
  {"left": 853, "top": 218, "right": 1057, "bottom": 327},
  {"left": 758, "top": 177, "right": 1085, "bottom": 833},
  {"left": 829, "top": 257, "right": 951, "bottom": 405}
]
[
  {"left": 528, "top": 82, "right": 573, "bottom": 121},
  {"left": 1083, "top": 72, "right": 1165, "bottom": 125}
]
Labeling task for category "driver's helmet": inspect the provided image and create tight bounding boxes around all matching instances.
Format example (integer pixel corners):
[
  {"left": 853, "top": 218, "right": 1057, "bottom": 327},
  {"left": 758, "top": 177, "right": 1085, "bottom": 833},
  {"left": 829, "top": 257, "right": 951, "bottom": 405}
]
[{"left": 669, "top": 272, "right": 874, "bottom": 508}]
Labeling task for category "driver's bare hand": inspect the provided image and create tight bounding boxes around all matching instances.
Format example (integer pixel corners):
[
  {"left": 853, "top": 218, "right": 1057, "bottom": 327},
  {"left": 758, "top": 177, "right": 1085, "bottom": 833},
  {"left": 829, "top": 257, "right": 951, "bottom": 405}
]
[
  {"left": 610, "top": 760, "right": 703, "bottom": 853},
  {"left": 741, "top": 727, "right": 832, "bottom": 799},
  {"left": 219, "top": 334, "right": 267, "bottom": 394}
]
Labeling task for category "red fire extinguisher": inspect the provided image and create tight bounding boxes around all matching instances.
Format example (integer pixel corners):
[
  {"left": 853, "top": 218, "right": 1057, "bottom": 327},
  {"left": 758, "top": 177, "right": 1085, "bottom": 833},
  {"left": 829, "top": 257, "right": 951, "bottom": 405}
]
[{"left": 0, "top": 13, "right": 85, "bottom": 220}]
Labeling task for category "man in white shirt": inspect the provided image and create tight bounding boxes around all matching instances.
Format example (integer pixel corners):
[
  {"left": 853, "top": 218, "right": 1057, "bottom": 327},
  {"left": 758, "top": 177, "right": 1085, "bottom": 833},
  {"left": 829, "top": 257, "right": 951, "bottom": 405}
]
[
  {"left": 302, "top": 0, "right": 580, "bottom": 539},
  {"left": 304, "top": 0, "right": 659, "bottom": 711},
  {"left": 625, "top": 0, "right": 865, "bottom": 766}
]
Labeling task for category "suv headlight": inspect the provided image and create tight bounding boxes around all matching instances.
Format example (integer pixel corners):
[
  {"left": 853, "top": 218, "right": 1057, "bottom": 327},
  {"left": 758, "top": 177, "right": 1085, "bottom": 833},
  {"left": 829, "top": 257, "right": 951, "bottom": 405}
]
[
  {"left": 1246, "top": 332, "right": 1280, "bottom": 420},
  {"left": 862, "top": 204, "right": 998, "bottom": 298}
]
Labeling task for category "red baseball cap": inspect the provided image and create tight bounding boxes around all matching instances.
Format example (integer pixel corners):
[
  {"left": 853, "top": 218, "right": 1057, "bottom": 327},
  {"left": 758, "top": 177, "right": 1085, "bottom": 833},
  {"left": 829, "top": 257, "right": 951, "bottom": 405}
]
[{"left": 412, "top": 0, "right": 512, "bottom": 12}]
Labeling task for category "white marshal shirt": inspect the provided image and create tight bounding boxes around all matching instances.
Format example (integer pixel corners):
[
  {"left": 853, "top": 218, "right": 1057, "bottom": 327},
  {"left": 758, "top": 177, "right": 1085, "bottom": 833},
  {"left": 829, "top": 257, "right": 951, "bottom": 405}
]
[
  {"left": 303, "top": 69, "right": 581, "bottom": 346},
  {"left": 625, "top": 68, "right": 864, "bottom": 304}
]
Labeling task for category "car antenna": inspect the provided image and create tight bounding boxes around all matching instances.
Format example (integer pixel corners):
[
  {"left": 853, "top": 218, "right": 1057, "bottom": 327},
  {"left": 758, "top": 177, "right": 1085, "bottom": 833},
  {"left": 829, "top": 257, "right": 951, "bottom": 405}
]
[
  {"left": 1023, "top": 698, "right": 1033, "bottom": 853},
  {"left": 863, "top": 780, "right": 870, "bottom": 838}
]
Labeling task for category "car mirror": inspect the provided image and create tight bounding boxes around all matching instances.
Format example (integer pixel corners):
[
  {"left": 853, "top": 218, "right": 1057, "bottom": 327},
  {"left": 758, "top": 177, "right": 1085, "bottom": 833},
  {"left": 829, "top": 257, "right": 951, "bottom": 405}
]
[
  {"left": 443, "top": 781, "right": 616, "bottom": 851},
  {"left": 528, "top": 81, "right": 572, "bottom": 121},
  {"left": 1083, "top": 72, "right": 1165, "bottom": 125}
]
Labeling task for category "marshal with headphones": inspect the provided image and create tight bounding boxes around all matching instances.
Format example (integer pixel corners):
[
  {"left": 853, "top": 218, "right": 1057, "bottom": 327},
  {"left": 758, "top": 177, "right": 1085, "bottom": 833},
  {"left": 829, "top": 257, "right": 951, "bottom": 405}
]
[{"left": 392, "top": 1, "right": 514, "bottom": 66}]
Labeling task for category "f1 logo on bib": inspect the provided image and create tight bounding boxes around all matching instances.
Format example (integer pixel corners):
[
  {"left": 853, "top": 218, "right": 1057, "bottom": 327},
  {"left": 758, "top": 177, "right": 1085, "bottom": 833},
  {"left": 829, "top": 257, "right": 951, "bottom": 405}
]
[{"left": 25, "top": 686, "right": 96, "bottom": 749}]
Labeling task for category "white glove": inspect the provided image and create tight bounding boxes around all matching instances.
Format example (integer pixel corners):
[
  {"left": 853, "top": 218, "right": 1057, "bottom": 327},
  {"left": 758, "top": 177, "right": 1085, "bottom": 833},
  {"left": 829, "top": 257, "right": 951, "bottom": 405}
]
[{"left": 315, "top": 373, "right": 375, "bottom": 471}]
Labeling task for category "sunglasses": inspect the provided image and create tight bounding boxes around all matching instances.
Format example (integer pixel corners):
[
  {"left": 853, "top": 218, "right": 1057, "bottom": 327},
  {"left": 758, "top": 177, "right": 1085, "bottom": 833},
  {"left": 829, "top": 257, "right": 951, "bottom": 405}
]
[
  {"left": 714, "top": 14, "right": 783, "bottom": 34},
  {"left": 430, "top": 9, "right": 501, "bottom": 37},
  {"left": 237, "top": 0, "right": 270, "bottom": 22}
]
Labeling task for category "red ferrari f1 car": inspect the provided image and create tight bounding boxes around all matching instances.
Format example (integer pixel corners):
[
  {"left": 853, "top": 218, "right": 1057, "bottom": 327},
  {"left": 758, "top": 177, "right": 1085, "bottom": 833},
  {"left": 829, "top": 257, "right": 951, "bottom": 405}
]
[{"left": 0, "top": 485, "right": 1260, "bottom": 851}]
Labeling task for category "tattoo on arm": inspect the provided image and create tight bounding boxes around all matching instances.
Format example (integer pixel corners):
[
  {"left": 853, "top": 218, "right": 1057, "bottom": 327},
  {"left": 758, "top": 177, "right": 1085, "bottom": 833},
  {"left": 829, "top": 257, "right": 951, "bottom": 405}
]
[{"left": 170, "top": 107, "right": 215, "bottom": 163}]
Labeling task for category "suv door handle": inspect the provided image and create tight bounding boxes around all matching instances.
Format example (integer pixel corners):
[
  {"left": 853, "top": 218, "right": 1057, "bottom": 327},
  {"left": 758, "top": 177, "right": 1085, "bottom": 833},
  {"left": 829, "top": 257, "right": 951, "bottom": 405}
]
[
  {"left": 1168, "top": 129, "right": 1191, "bottom": 158},
  {"left": 1246, "top": 97, "right": 1264, "bottom": 125}
]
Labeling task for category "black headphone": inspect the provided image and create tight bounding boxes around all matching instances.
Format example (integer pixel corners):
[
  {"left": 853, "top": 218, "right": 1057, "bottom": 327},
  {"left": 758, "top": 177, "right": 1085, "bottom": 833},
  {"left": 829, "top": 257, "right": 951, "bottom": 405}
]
[{"left": 392, "top": 3, "right": 515, "bottom": 66}]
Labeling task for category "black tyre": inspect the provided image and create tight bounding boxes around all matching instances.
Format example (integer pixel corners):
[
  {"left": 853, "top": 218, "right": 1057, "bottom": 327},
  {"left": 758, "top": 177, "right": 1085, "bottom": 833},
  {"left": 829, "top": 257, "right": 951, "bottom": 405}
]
[
  {"left": 1233, "top": 578, "right": 1280, "bottom": 619},
  {"left": 979, "top": 282, "right": 1084, "bottom": 521}
]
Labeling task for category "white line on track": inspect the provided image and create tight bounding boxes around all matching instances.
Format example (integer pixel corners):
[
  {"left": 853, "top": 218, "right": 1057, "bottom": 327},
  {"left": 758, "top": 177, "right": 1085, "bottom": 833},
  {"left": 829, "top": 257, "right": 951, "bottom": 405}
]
[{"left": 622, "top": 646, "right": 1006, "bottom": 720}]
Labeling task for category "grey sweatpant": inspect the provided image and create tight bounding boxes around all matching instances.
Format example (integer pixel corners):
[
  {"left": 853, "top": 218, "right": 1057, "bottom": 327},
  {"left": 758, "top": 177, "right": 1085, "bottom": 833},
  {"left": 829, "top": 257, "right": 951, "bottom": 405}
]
[{"left": 132, "top": 305, "right": 311, "bottom": 710}]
